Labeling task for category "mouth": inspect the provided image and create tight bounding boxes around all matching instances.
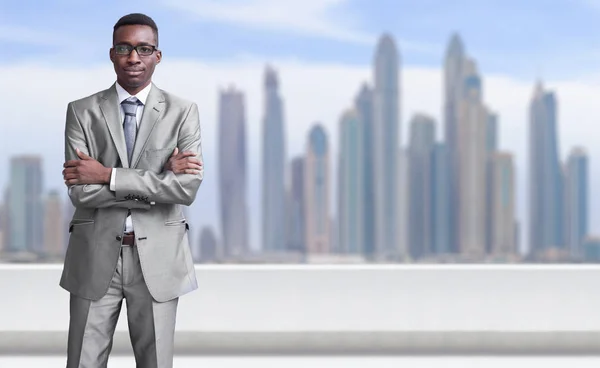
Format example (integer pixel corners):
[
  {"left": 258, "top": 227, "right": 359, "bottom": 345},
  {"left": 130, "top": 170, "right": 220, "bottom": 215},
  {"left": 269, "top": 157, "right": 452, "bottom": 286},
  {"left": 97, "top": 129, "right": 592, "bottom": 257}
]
[{"left": 124, "top": 69, "right": 144, "bottom": 77}]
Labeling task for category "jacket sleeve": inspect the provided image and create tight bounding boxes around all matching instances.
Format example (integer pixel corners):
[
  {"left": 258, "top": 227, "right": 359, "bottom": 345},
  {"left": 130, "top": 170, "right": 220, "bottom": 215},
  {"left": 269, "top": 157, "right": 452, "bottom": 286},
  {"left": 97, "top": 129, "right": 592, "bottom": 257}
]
[
  {"left": 113, "top": 102, "right": 203, "bottom": 206},
  {"left": 65, "top": 101, "right": 151, "bottom": 210}
]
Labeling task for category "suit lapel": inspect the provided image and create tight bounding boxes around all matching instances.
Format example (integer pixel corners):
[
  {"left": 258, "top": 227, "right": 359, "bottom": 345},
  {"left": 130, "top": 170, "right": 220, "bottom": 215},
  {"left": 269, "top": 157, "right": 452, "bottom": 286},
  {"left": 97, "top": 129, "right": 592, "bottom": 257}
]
[
  {"left": 99, "top": 84, "right": 130, "bottom": 168},
  {"left": 130, "top": 84, "right": 165, "bottom": 168}
]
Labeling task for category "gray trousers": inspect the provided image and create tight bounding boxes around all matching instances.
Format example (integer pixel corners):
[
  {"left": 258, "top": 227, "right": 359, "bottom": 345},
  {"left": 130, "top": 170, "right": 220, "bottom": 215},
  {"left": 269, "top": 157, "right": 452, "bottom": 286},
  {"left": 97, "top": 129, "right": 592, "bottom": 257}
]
[{"left": 66, "top": 244, "right": 179, "bottom": 368}]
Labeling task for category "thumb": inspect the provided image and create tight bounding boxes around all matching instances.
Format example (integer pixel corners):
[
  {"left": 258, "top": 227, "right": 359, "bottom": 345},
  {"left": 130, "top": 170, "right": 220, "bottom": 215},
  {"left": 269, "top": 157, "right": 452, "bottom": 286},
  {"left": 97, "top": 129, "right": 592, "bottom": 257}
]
[
  {"left": 76, "top": 148, "right": 91, "bottom": 160},
  {"left": 171, "top": 147, "right": 179, "bottom": 157}
]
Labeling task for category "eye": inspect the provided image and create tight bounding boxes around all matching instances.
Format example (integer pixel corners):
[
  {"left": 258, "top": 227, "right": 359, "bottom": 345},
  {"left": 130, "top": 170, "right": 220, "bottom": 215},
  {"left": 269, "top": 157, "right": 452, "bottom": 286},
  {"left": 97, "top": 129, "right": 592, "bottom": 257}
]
[
  {"left": 115, "top": 45, "right": 130, "bottom": 54},
  {"left": 138, "top": 46, "right": 153, "bottom": 55}
]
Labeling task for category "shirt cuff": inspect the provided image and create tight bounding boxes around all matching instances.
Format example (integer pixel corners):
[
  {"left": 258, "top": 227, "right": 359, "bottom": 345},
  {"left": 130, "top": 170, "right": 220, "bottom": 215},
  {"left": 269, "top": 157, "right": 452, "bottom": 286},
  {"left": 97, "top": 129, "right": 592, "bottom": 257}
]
[{"left": 109, "top": 168, "right": 116, "bottom": 191}]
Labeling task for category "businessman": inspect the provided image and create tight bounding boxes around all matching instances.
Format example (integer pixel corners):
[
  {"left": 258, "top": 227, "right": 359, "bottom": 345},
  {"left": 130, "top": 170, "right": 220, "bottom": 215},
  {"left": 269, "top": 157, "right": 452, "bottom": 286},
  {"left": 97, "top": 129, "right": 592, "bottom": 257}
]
[{"left": 60, "top": 13, "right": 203, "bottom": 367}]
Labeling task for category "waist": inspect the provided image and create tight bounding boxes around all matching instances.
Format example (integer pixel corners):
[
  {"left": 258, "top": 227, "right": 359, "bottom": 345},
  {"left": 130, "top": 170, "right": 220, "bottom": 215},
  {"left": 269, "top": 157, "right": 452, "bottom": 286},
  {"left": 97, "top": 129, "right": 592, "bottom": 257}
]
[{"left": 122, "top": 232, "right": 136, "bottom": 246}]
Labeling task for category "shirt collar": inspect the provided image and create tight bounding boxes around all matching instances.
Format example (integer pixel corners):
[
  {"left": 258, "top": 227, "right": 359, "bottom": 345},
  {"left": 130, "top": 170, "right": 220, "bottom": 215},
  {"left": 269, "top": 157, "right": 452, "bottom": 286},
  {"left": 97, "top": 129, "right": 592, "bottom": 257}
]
[{"left": 115, "top": 82, "right": 152, "bottom": 105}]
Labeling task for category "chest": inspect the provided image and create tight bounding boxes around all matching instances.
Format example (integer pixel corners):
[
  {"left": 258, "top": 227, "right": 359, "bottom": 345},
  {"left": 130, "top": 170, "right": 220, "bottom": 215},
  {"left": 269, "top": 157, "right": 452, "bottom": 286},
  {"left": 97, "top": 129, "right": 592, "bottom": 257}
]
[{"left": 80, "top": 106, "right": 182, "bottom": 171}]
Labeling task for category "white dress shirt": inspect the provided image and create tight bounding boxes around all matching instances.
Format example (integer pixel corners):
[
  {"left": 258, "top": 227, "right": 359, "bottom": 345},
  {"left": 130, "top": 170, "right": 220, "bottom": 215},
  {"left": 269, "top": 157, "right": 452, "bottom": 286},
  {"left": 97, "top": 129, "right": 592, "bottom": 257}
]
[{"left": 110, "top": 82, "right": 153, "bottom": 233}]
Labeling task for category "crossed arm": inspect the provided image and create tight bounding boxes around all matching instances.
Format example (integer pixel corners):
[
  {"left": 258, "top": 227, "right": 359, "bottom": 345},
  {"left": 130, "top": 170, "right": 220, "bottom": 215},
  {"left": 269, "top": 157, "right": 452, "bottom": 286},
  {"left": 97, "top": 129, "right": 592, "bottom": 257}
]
[{"left": 63, "top": 101, "right": 203, "bottom": 209}]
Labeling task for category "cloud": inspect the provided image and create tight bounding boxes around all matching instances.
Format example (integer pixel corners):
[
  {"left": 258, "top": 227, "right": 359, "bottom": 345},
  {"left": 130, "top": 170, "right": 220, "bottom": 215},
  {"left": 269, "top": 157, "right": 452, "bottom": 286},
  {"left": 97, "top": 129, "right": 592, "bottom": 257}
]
[
  {"left": 582, "top": 0, "right": 600, "bottom": 10},
  {"left": 0, "top": 57, "right": 599, "bottom": 254},
  {"left": 162, "top": 0, "right": 375, "bottom": 45},
  {"left": 0, "top": 25, "right": 71, "bottom": 46},
  {"left": 159, "top": 0, "right": 446, "bottom": 57}
]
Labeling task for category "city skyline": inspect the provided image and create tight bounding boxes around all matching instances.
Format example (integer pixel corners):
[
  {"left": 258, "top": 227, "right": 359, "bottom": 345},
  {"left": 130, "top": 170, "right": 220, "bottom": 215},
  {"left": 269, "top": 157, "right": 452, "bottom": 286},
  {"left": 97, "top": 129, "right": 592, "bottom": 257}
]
[
  {"left": 1, "top": 30, "right": 597, "bottom": 262},
  {"left": 2, "top": 3, "right": 600, "bottom": 258}
]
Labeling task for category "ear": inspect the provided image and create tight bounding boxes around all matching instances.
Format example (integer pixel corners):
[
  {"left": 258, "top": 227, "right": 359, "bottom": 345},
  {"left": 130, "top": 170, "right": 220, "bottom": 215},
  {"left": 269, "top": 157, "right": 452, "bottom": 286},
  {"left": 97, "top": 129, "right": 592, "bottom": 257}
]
[
  {"left": 109, "top": 48, "right": 114, "bottom": 63},
  {"left": 156, "top": 50, "right": 162, "bottom": 64}
]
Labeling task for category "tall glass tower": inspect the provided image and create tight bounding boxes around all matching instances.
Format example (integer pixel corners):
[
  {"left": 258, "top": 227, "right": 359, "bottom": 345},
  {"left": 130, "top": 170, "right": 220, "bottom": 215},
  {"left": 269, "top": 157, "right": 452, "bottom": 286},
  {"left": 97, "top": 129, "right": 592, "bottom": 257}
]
[
  {"left": 338, "top": 109, "right": 363, "bottom": 255},
  {"left": 262, "top": 66, "right": 286, "bottom": 252},
  {"left": 218, "top": 86, "right": 249, "bottom": 258},
  {"left": 373, "top": 34, "right": 400, "bottom": 260},
  {"left": 529, "top": 82, "right": 564, "bottom": 254}
]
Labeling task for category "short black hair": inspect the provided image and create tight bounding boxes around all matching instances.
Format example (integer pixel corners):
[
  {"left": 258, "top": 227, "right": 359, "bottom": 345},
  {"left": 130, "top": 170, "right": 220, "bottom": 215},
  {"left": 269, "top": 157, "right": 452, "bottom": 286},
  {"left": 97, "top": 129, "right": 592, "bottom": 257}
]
[{"left": 113, "top": 13, "right": 159, "bottom": 46}]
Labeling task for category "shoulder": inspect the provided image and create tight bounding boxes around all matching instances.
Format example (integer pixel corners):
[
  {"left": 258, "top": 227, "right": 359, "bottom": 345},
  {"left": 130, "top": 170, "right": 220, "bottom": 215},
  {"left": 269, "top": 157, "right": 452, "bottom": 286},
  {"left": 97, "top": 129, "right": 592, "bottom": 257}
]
[
  {"left": 67, "top": 86, "right": 113, "bottom": 110},
  {"left": 157, "top": 87, "right": 197, "bottom": 111}
]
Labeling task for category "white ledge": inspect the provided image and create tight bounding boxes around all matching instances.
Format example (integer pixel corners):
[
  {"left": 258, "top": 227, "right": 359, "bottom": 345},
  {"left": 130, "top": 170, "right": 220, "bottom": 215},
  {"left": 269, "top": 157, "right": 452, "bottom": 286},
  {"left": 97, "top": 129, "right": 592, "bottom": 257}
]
[{"left": 1, "top": 265, "right": 599, "bottom": 355}]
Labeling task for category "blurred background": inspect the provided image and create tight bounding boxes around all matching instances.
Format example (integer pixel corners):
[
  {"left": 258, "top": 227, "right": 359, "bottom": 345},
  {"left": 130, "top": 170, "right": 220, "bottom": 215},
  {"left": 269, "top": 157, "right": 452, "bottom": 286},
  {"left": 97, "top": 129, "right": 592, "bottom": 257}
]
[{"left": 1, "top": 0, "right": 600, "bottom": 265}]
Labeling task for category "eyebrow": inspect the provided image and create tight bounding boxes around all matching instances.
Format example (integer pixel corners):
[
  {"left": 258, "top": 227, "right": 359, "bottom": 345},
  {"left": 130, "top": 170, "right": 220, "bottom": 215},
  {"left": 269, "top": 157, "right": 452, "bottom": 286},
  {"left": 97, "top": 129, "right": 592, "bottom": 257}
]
[{"left": 115, "top": 42, "right": 155, "bottom": 47}]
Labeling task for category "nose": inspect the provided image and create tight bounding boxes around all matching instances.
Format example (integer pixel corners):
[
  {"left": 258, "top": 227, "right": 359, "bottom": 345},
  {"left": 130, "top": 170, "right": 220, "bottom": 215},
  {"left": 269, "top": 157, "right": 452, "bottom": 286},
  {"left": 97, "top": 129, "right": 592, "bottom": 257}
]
[{"left": 127, "top": 49, "right": 141, "bottom": 64}]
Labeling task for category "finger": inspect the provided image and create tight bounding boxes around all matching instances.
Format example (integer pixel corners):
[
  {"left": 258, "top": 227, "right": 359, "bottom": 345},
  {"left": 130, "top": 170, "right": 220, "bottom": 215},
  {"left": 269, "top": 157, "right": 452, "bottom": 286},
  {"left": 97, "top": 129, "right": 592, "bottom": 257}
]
[
  {"left": 171, "top": 147, "right": 179, "bottom": 157},
  {"left": 76, "top": 148, "right": 91, "bottom": 160},
  {"left": 64, "top": 160, "right": 80, "bottom": 168},
  {"left": 63, "top": 173, "right": 79, "bottom": 180},
  {"left": 185, "top": 163, "right": 202, "bottom": 170},
  {"left": 62, "top": 170, "right": 77, "bottom": 179},
  {"left": 185, "top": 158, "right": 202, "bottom": 164},
  {"left": 184, "top": 169, "right": 200, "bottom": 175},
  {"left": 177, "top": 151, "right": 197, "bottom": 159},
  {"left": 63, "top": 167, "right": 78, "bottom": 174},
  {"left": 66, "top": 178, "right": 79, "bottom": 185}
]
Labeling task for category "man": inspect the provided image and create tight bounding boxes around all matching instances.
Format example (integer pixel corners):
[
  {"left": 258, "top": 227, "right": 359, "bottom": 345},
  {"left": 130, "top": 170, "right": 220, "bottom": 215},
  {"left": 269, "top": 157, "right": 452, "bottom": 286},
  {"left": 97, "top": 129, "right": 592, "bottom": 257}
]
[{"left": 60, "top": 13, "right": 203, "bottom": 367}]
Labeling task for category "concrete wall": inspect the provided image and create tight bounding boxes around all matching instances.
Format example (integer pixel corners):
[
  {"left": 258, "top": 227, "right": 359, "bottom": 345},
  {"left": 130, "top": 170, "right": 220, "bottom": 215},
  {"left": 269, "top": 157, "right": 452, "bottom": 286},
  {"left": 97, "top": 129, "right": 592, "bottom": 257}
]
[{"left": 1, "top": 264, "right": 599, "bottom": 355}]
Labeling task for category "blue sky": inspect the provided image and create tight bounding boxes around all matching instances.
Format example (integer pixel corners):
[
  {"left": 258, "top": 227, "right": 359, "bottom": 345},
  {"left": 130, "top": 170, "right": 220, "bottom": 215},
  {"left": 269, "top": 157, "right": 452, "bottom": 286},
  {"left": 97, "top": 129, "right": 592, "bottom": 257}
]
[{"left": 2, "top": 0, "right": 600, "bottom": 79}]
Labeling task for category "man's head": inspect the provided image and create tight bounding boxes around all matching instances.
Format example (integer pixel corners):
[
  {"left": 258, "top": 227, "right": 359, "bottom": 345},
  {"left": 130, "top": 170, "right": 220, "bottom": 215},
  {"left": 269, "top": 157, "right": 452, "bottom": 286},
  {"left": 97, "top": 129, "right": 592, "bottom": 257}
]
[{"left": 110, "top": 13, "right": 161, "bottom": 94}]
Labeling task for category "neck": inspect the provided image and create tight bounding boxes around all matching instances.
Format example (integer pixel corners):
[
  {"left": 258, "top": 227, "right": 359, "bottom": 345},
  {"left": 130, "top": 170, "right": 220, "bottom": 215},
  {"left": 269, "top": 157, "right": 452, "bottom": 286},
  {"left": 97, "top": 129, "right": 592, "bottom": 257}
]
[{"left": 118, "top": 80, "right": 151, "bottom": 95}]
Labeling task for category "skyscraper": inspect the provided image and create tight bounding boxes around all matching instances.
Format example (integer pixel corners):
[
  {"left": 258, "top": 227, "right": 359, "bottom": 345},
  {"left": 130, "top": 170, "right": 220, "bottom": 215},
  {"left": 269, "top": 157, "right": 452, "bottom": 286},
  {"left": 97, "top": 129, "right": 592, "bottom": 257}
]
[
  {"left": 305, "top": 124, "right": 330, "bottom": 254},
  {"left": 2, "top": 189, "right": 9, "bottom": 256},
  {"left": 485, "top": 113, "right": 498, "bottom": 254},
  {"left": 457, "top": 59, "right": 488, "bottom": 258},
  {"left": 529, "top": 82, "right": 564, "bottom": 254},
  {"left": 218, "top": 86, "right": 249, "bottom": 258},
  {"left": 582, "top": 237, "right": 600, "bottom": 262},
  {"left": 431, "top": 143, "right": 451, "bottom": 255},
  {"left": 444, "top": 33, "right": 466, "bottom": 254},
  {"left": 338, "top": 109, "right": 363, "bottom": 255},
  {"left": 8, "top": 155, "right": 43, "bottom": 255},
  {"left": 262, "top": 66, "right": 286, "bottom": 252},
  {"left": 286, "top": 157, "right": 306, "bottom": 254},
  {"left": 408, "top": 114, "right": 436, "bottom": 260},
  {"left": 373, "top": 34, "right": 400, "bottom": 260},
  {"left": 44, "top": 190, "right": 65, "bottom": 259},
  {"left": 565, "top": 147, "right": 588, "bottom": 259},
  {"left": 491, "top": 152, "right": 516, "bottom": 256},
  {"left": 199, "top": 226, "right": 219, "bottom": 263},
  {"left": 397, "top": 148, "right": 409, "bottom": 261},
  {"left": 355, "top": 83, "right": 375, "bottom": 260},
  {"left": 0, "top": 201, "right": 5, "bottom": 255}
]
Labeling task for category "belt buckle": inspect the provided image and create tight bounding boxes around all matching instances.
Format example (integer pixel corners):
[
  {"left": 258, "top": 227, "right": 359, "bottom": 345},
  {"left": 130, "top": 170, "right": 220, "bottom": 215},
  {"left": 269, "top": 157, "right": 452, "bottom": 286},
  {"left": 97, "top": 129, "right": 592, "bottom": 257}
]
[{"left": 122, "top": 232, "right": 135, "bottom": 246}]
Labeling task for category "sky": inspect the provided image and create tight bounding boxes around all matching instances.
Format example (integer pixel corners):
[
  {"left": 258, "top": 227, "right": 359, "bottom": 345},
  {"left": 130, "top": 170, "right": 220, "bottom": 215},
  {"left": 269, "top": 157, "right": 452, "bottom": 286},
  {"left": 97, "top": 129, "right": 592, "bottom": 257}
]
[
  {"left": 4, "top": 0, "right": 600, "bottom": 77},
  {"left": 1, "top": 0, "right": 600, "bottom": 253}
]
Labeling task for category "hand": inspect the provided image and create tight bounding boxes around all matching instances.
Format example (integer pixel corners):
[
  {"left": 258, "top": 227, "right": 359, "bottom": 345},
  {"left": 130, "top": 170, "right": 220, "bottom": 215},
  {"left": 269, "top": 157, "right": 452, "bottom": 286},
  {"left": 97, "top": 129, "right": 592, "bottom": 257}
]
[
  {"left": 63, "top": 148, "right": 112, "bottom": 186},
  {"left": 164, "top": 147, "right": 203, "bottom": 174}
]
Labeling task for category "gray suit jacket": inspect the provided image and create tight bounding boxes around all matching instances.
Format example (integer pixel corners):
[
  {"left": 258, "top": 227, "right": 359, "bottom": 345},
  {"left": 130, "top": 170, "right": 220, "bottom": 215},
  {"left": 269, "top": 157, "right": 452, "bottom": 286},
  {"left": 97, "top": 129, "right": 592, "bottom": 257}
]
[{"left": 59, "top": 82, "right": 203, "bottom": 302}]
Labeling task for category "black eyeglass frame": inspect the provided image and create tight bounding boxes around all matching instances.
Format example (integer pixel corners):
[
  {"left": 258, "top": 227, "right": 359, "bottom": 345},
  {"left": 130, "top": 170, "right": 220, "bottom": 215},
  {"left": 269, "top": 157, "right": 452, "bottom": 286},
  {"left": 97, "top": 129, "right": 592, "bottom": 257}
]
[{"left": 113, "top": 44, "right": 158, "bottom": 56}]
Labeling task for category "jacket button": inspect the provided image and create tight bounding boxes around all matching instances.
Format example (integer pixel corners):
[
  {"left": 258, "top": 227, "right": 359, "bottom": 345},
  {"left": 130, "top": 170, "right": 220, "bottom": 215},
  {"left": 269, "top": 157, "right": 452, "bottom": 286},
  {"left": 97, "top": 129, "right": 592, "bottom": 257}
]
[{"left": 116, "top": 235, "right": 122, "bottom": 241}]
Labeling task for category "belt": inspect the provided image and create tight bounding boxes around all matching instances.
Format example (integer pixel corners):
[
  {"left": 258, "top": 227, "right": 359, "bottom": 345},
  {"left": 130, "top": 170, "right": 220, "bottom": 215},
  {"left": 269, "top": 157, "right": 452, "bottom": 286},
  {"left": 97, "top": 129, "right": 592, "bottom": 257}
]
[{"left": 121, "top": 232, "right": 136, "bottom": 246}]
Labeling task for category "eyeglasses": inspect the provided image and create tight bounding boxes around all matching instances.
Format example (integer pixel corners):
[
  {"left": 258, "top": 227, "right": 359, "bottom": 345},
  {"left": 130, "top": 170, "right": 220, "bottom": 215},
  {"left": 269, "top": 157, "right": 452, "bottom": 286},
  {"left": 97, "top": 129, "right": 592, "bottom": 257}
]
[{"left": 113, "top": 44, "right": 157, "bottom": 56}]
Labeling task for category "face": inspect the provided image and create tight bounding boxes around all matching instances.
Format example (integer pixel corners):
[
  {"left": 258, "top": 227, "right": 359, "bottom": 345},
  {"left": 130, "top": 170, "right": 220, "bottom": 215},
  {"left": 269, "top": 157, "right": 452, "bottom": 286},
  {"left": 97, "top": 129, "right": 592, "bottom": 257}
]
[{"left": 110, "top": 24, "right": 161, "bottom": 94}]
